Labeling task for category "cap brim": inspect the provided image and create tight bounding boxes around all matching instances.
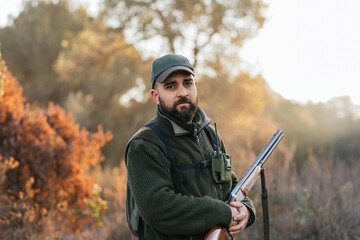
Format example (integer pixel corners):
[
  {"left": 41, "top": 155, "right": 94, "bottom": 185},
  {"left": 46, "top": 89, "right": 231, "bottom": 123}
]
[{"left": 155, "top": 66, "right": 194, "bottom": 83}]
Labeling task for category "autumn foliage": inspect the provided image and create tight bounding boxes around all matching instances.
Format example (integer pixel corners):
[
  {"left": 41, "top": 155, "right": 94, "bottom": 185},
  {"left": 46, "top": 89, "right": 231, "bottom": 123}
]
[{"left": 0, "top": 55, "right": 112, "bottom": 236}]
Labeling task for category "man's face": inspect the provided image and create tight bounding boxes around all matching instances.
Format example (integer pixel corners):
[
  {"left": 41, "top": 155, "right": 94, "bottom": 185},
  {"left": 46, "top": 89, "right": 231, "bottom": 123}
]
[{"left": 151, "top": 71, "right": 198, "bottom": 123}]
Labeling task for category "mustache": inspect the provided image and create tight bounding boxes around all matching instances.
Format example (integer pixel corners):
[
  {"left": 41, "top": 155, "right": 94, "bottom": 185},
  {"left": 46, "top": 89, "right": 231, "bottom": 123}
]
[{"left": 174, "top": 97, "right": 192, "bottom": 106}]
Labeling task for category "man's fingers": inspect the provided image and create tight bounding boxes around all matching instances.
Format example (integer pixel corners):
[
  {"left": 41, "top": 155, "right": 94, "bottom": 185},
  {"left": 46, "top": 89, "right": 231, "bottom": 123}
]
[
  {"left": 229, "top": 201, "right": 244, "bottom": 209},
  {"left": 232, "top": 211, "right": 247, "bottom": 222},
  {"left": 229, "top": 220, "right": 246, "bottom": 231},
  {"left": 229, "top": 206, "right": 240, "bottom": 227},
  {"left": 229, "top": 202, "right": 250, "bottom": 237},
  {"left": 230, "top": 202, "right": 248, "bottom": 222},
  {"left": 228, "top": 220, "right": 247, "bottom": 236},
  {"left": 228, "top": 202, "right": 250, "bottom": 237}
]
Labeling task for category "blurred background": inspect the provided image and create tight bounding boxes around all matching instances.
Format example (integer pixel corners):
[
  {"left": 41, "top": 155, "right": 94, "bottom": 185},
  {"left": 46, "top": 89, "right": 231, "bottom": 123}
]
[{"left": 0, "top": 0, "right": 359, "bottom": 239}]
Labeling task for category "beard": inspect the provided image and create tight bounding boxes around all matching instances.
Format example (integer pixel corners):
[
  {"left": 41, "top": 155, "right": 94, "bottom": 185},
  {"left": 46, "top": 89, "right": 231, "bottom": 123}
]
[{"left": 159, "top": 96, "right": 198, "bottom": 123}]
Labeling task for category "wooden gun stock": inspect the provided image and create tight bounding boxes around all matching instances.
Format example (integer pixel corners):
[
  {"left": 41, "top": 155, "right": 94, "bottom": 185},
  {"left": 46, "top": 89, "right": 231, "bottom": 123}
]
[
  {"left": 204, "top": 129, "right": 284, "bottom": 240},
  {"left": 204, "top": 226, "right": 230, "bottom": 240}
]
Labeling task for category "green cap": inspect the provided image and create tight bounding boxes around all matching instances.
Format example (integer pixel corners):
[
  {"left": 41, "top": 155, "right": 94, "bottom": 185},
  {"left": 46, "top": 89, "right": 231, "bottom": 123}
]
[{"left": 151, "top": 54, "right": 194, "bottom": 88}]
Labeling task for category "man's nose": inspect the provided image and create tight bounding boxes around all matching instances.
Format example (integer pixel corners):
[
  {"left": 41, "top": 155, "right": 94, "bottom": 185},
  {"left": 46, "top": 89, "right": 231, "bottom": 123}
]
[{"left": 177, "top": 85, "right": 188, "bottom": 97}]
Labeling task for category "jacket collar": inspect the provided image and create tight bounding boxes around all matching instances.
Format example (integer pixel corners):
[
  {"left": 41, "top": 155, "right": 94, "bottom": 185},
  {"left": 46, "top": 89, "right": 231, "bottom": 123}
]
[{"left": 157, "top": 106, "right": 212, "bottom": 136}]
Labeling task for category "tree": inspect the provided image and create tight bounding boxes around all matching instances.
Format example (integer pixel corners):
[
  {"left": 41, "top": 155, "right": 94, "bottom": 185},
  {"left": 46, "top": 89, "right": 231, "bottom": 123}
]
[
  {"left": 0, "top": 0, "right": 90, "bottom": 104},
  {"left": 55, "top": 26, "right": 155, "bottom": 165},
  {"left": 103, "top": 0, "right": 267, "bottom": 69},
  {"left": 268, "top": 93, "right": 360, "bottom": 167}
]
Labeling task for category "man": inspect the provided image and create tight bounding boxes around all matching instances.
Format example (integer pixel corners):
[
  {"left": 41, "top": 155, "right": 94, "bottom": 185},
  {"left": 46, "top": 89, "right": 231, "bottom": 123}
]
[{"left": 126, "top": 54, "right": 255, "bottom": 240}]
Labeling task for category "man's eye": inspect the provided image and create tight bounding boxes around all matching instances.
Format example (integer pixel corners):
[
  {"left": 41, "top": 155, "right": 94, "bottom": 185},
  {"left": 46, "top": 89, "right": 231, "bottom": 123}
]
[{"left": 165, "top": 85, "right": 174, "bottom": 89}]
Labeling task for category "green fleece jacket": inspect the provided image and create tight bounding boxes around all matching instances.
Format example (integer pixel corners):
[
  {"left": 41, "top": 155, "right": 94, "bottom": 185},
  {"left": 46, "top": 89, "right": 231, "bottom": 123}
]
[{"left": 126, "top": 107, "right": 255, "bottom": 240}]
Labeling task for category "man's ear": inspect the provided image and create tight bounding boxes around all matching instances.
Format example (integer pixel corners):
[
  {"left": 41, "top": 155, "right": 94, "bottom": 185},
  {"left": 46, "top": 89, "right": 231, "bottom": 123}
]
[{"left": 150, "top": 89, "right": 159, "bottom": 104}]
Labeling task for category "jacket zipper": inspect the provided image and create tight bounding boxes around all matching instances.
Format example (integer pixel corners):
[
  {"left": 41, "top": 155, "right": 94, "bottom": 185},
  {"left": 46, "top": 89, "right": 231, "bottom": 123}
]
[
  {"left": 194, "top": 124, "right": 220, "bottom": 200},
  {"left": 193, "top": 124, "right": 206, "bottom": 159}
]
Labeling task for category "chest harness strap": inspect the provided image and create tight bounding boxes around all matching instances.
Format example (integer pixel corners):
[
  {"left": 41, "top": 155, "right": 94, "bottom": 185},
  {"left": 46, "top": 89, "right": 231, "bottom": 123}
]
[{"left": 145, "top": 123, "right": 215, "bottom": 183}]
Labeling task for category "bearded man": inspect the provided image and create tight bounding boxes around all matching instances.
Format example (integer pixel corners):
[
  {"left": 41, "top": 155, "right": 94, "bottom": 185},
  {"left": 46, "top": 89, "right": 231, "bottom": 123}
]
[{"left": 125, "top": 54, "right": 256, "bottom": 240}]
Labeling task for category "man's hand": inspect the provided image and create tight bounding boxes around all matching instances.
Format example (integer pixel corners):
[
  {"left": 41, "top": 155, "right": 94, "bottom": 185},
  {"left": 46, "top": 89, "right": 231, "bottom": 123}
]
[{"left": 228, "top": 201, "right": 250, "bottom": 237}]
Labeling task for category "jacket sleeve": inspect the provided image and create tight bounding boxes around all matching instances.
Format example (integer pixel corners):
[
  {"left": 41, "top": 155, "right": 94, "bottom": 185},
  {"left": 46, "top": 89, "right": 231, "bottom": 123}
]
[
  {"left": 126, "top": 138, "right": 232, "bottom": 236},
  {"left": 242, "top": 197, "right": 256, "bottom": 228}
]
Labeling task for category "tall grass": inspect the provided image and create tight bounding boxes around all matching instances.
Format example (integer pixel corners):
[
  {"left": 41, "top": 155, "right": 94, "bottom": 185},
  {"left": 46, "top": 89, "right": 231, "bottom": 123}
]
[
  {"left": 240, "top": 156, "right": 360, "bottom": 240},
  {"left": 1, "top": 154, "right": 359, "bottom": 239}
]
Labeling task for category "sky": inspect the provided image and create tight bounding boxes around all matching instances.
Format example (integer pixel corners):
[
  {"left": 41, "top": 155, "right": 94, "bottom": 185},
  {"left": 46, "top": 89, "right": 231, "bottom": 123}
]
[
  {"left": 1, "top": 0, "right": 360, "bottom": 105},
  {"left": 241, "top": 0, "right": 360, "bottom": 105}
]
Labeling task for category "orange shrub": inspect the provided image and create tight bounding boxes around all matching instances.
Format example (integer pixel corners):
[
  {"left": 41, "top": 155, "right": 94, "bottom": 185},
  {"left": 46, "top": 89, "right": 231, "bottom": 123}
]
[{"left": 0, "top": 54, "right": 112, "bottom": 234}]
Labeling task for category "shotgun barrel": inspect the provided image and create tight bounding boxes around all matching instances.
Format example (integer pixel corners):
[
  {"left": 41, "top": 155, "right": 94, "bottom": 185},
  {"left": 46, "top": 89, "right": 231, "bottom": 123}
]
[
  {"left": 204, "top": 129, "right": 284, "bottom": 240},
  {"left": 227, "top": 129, "right": 283, "bottom": 203}
]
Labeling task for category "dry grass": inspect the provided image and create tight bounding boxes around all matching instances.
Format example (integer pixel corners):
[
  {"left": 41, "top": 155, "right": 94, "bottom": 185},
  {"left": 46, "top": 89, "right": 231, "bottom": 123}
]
[
  {"left": 240, "top": 155, "right": 360, "bottom": 240},
  {"left": 1, "top": 152, "right": 360, "bottom": 239}
]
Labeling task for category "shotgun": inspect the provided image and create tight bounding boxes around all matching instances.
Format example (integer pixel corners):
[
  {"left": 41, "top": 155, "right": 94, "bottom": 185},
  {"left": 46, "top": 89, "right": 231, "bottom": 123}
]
[{"left": 204, "top": 129, "right": 284, "bottom": 240}]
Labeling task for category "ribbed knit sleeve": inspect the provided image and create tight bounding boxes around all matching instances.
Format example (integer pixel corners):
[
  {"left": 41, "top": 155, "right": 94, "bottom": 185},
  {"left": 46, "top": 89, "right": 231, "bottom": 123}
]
[{"left": 126, "top": 138, "right": 232, "bottom": 236}]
